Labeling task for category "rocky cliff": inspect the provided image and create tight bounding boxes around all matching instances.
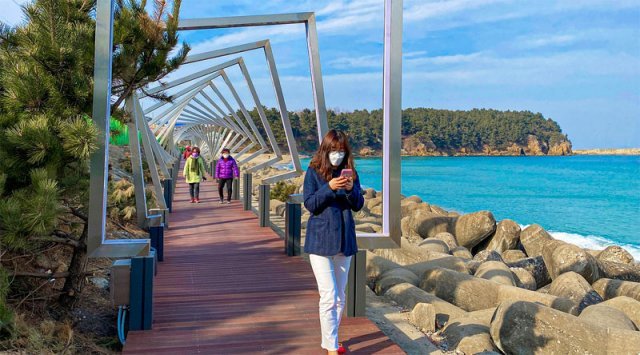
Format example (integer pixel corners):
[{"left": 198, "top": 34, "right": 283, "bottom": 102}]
[{"left": 399, "top": 134, "right": 573, "bottom": 157}]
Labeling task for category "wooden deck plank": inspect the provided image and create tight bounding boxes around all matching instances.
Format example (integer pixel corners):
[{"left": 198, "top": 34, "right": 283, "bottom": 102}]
[{"left": 123, "top": 166, "right": 404, "bottom": 354}]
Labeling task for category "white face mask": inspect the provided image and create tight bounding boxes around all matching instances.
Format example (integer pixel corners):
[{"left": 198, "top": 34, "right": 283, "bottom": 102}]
[
  {"left": 222, "top": 153, "right": 230, "bottom": 159},
  {"left": 328, "top": 151, "right": 345, "bottom": 166}
]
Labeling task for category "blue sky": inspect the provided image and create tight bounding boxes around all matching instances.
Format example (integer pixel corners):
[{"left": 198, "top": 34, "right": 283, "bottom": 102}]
[{"left": 1, "top": 0, "right": 639, "bottom": 148}]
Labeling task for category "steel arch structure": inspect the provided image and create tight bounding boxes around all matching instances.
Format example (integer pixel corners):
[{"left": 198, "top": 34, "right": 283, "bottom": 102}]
[{"left": 87, "top": 0, "right": 403, "bottom": 257}]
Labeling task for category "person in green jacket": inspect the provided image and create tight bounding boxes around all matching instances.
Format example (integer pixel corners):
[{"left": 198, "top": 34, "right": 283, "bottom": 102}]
[{"left": 183, "top": 146, "right": 206, "bottom": 203}]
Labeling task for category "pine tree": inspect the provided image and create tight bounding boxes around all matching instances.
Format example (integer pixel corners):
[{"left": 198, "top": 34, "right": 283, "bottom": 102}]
[
  {"left": 111, "top": 0, "right": 190, "bottom": 112},
  {"left": 0, "top": 0, "right": 189, "bottom": 324}
]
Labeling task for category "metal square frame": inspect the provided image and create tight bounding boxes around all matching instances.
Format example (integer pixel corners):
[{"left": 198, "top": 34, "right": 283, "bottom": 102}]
[{"left": 88, "top": 0, "right": 402, "bottom": 257}]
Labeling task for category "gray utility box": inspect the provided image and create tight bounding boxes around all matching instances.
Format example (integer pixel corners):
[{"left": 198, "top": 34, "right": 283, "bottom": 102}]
[{"left": 110, "top": 259, "right": 131, "bottom": 306}]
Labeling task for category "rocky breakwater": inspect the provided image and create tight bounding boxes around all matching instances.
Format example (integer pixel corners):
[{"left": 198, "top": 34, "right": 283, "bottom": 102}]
[{"left": 360, "top": 191, "right": 640, "bottom": 354}]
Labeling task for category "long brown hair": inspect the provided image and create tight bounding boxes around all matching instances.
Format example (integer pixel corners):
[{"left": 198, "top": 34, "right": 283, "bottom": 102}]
[{"left": 309, "top": 129, "right": 357, "bottom": 182}]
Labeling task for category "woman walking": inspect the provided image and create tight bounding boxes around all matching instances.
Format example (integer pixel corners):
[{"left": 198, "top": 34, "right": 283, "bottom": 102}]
[
  {"left": 303, "top": 130, "right": 364, "bottom": 354},
  {"left": 182, "top": 145, "right": 192, "bottom": 160},
  {"left": 215, "top": 148, "right": 239, "bottom": 204},
  {"left": 183, "top": 146, "right": 206, "bottom": 203}
]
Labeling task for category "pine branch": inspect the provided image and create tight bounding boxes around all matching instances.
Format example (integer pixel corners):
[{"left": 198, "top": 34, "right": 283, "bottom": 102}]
[
  {"left": 64, "top": 203, "right": 88, "bottom": 221},
  {"left": 32, "top": 234, "right": 80, "bottom": 248},
  {"left": 139, "top": 87, "right": 172, "bottom": 103},
  {"left": 13, "top": 271, "right": 69, "bottom": 279}
]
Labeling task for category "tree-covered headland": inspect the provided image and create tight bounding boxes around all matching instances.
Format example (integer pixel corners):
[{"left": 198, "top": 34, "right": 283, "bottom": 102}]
[{"left": 251, "top": 107, "right": 572, "bottom": 156}]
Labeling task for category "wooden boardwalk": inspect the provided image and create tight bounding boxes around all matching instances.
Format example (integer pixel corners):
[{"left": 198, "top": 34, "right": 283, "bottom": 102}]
[{"left": 123, "top": 169, "right": 404, "bottom": 354}]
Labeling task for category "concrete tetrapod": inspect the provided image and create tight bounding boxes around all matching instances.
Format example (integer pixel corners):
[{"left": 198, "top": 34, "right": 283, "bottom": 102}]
[
  {"left": 490, "top": 300, "right": 640, "bottom": 354},
  {"left": 484, "top": 219, "right": 521, "bottom": 254},
  {"left": 601, "top": 296, "right": 640, "bottom": 330},
  {"left": 592, "top": 278, "right": 640, "bottom": 302},
  {"left": 547, "top": 271, "right": 603, "bottom": 313},
  {"left": 420, "top": 267, "right": 579, "bottom": 314},
  {"left": 437, "top": 308, "right": 499, "bottom": 354},
  {"left": 519, "top": 224, "right": 554, "bottom": 257},
  {"left": 384, "top": 283, "right": 466, "bottom": 328},
  {"left": 541, "top": 240, "right": 600, "bottom": 284},
  {"left": 474, "top": 261, "right": 516, "bottom": 286},
  {"left": 578, "top": 304, "right": 637, "bottom": 331},
  {"left": 365, "top": 250, "right": 402, "bottom": 285}
]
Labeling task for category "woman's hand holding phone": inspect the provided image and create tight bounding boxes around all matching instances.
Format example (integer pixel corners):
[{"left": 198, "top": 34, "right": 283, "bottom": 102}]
[
  {"left": 329, "top": 176, "right": 347, "bottom": 191},
  {"left": 341, "top": 169, "right": 354, "bottom": 191}
]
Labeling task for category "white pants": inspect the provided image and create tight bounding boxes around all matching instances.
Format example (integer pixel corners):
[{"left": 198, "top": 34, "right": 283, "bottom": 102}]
[{"left": 309, "top": 253, "right": 352, "bottom": 351}]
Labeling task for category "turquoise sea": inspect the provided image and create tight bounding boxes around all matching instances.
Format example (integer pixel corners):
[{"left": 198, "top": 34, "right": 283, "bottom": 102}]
[{"left": 299, "top": 156, "right": 640, "bottom": 258}]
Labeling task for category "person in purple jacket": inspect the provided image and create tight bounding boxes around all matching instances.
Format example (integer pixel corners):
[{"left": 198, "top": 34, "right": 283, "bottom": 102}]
[{"left": 215, "top": 148, "right": 239, "bottom": 204}]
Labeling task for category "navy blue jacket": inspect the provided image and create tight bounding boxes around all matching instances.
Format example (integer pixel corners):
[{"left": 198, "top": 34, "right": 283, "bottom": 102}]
[{"left": 303, "top": 167, "right": 365, "bottom": 257}]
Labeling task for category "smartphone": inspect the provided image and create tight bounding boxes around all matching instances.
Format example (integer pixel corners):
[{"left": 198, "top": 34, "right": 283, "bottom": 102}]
[{"left": 340, "top": 169, "right": 353, "bottom": 178}]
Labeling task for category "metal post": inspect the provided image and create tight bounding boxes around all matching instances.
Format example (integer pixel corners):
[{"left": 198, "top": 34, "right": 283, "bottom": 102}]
[
  {"left": 285, "top": 194, "right": 302, "bottom": 256},
  {"left": 346, "top": 250, "right": 366, "bottom": 317},
  {"left": 149, "top": 225, "right": 164, "bottom": 262},
  {"left": 258, "top": 184, "right": 270, "bottom": 227},
  {"left": 211, "top": 160, "right": 217, "bottom": 177},
  {"left": 243, "top": 173, "right": 252, "bottom": 211},
  {"left": 232, "top": 178, "right": 240, "bottom": 200},
  {"left": 129, "top": 254, "right": 154, "bottom": 330},
  {"left": 172, "top": 159, "right": 180, "bottom": 195},
  {"left": 162, "top": 178, "right": 172, "bottom": 213}
]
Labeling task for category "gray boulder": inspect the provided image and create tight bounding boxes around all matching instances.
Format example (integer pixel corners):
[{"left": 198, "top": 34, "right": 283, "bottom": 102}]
[
  {"left": 409, "top": 303, "right": 436, "bottom": 333},
  {"left": 401, "top": 211, "right": 453, "bottom": 240},
  {"left": 269, "top": 199, "right": 284, "bottom": 213},
  {"left": 578, "top": 304, "right": 637, "bottom": 331},
  {"left": 430, "top": 204, "right": 449, "bottom": 215},
  {"left": 366, "top": 197, "right": 382, "bottom": 210},
  {"left": 450, "top": 246, "right": 473, "bottom": 260},
  {"left": 275, "top": 203, "right": 287, "bottom": 217},
  {"left": 370, "top": 204, "right": 382, "bottom": 215},
  {"left": 432, "top": 232, "right": 458, "bottom": 250},
  {"left": 421, "top": 268, "right": 500, "bottom": 312},
  {"left": 547, "top": 271, "right": 603, "bottom": 313},
  {"left": 355, "top": 223, "right": 377, "bottom": 233},
  {"left": 464, "top": 260, "right": 482, "bottom": 274},
  {"left": 474, "top": 261, "right": 516, "bottom": 286},
  {"left": 510, "top": 267, "right": 537, "bottom": 291},
  {"left": 597, "top": 245, "right": 635, "bottom": 265},
  {"left": 401, "top": 201, "right": 430, "bottom": 218},
  {"left": 438, "top": 311, "right": 499, "bottom": 354},
  {"left": 421, "top": 267, "right": 578, "bottom": 314},
  {"left": 384, "top": 283, "right": 466, "bottom": 328},
  {"left": 365, "top": 250, "right": 402, "bottom": 284},
  {"left": 485, "top": 219, "right": 521, "bottom": 253},
  {"left": 405, "top": 256, "right": 469, "bottom": 279},
  {"left": 490, "top": 300, "right": 640, "bottom": 354},
  {"left": 501, "top": 249, "right": 527, "bottom": 263},
  {"left": 602, "top": 296, "right": 640, "bottom": 330},
  {"left": 592, "top": 278, "right": 640, "bottom": 302},
  {"left": 597, "top": 259, "right": 640, "bottom": 282},
  {"left": 374, "top": 267, "right": 419, "bottom": 295},
  {"left": 542, "top": 240, "right": 600, "bottom": 283},
  {"left": 506, "top": 255, "right": 551, "bottom": 289},
  {"left": 519, "top": 224, "right": 554, "bottom": 257},
  {"left": 473, "top": 250, "right": 503, "bottom": 263},
  {"left": 403, "top": 195, "right": 423, "bottom": 204},
  {"left": 418, "top": 238, "right": 450, "bottom": 254},
  {"left": 363, "top": 188, "right": 377, "bottom": 199},
  {"left": 453, "top": 211, "right": 497, "bottom": 250},
  {"left": 496, "top": 284, "right": 578, "bottom": 315},
  {"left": 373, "top": 237, "right": 440, "bottom": 265}
]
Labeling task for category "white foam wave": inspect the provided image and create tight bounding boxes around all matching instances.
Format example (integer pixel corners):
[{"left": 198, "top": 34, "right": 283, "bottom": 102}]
[{"left": 521, "top": 224, "right": 640, "bottom": 261}]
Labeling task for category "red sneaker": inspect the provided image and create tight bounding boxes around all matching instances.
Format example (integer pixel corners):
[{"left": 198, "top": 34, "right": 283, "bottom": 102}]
[
  {"left": 190, "top": 198, "right": 195, "bottom": 203},
  {"left": 195, "top": 198, "right": 200, "bottom": 203}
]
